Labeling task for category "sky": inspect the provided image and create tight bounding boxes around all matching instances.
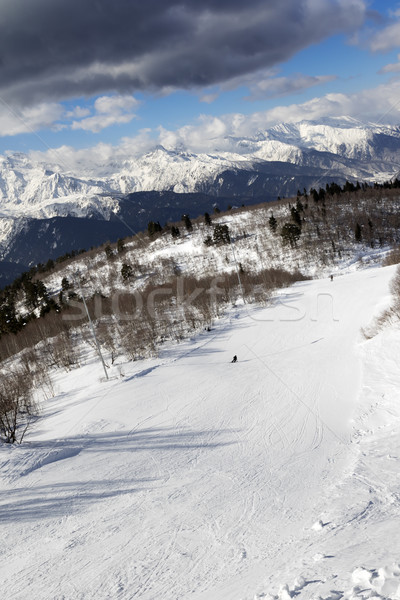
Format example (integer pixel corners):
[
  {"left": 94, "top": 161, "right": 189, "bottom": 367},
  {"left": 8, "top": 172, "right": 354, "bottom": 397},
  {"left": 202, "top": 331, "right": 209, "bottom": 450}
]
[{"left": 1, "top": 0, "right": 400, "bottom": 160}]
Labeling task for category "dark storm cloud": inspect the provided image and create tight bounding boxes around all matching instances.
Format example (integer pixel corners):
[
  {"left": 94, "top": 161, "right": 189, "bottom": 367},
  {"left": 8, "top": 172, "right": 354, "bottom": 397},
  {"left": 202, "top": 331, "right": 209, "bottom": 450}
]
[{"left": 0, "top": 0, "right": 366, "bottom": 105}]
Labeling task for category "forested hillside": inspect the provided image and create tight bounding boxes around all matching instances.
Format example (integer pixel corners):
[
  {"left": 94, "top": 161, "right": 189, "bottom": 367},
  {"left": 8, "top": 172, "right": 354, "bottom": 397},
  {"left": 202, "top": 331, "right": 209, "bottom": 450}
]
[{"left": 2, "top": 180, "right": 400, "bottom": 442}]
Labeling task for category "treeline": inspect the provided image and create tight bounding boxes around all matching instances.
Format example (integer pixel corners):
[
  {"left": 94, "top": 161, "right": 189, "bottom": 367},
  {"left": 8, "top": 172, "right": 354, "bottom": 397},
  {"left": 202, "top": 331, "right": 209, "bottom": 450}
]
[
  {"left": 309, "top": 177, "right": 400, "bottom": 202},
  {"left": 0, "top": 242, "right": 131, "bottom": 336},
  {"left": 263, "top": 183, "right": 400, "bottom": 261}
]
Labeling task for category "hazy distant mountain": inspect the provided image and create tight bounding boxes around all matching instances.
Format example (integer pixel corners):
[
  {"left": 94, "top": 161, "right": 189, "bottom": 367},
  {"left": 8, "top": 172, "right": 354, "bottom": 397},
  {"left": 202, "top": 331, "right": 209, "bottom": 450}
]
[{"left": 1, "top": 117, "right": 399, "bottom": 281}]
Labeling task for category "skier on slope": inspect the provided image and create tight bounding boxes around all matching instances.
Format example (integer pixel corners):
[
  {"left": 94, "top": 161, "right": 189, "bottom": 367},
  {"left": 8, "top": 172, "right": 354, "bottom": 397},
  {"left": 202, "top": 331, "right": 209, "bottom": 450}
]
[{"left": 232, "top": 355, "right": 237, "bottom": 363}]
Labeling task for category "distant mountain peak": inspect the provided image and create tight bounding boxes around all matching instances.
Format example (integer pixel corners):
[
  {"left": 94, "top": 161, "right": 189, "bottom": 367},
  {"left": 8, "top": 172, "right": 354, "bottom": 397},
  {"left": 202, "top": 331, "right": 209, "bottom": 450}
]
[{"left": 0, "top": 116, "right": 400, "bottom": 256}]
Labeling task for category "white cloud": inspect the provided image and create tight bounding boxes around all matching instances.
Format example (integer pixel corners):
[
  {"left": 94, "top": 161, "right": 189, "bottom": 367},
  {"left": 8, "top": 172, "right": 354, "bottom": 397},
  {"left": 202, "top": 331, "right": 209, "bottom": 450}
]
[
  {"left": 65, "top": 106, "right": 91, "bottom": 119},
  {"left": 369, "top": 21, "right": 400, "bottom": 52},
  {"left": 154, "top": 80, "right": 400, "bottom": 153},
  {"left": 0, "top": 101, "right": 64, "bottom": 137},
  {"left": 379, "top": 54, "right": 400, "bottom": 74},
  {"left": 198, "top": 69, "right": 336, "bottom": 104},
  {"left": 28, "top": 129, "right": 157, "bottom": 176},
  {"left": 28, "top": 80, "right": 400, "bottom": 174},
  {"left": 200, "top": 92, "right": 220, "bottom": 104},
  {"left": 244, "top": 74, "right": 337, "bottom": 101},
  {"left": 0, "top": 94, "right": 140, "bottom": 137},
  {"left": 71, "top": 95, "right": 140, "bottom": 133},
  {"left": 71, "top": 112, "right": 135, "bottom": 133},
  {"left": 94, "top": 95, "right": 139, "bottom": 114}
]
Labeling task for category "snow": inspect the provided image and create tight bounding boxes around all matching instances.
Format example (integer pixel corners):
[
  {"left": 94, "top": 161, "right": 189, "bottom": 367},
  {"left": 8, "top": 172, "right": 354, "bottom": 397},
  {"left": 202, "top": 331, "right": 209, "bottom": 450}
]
[
  {"left": 1, "top": 264, "right": 400, "bottom": 598},
  {"left": 1, "top": 117, "right": 400, "bottom": 250},
  {"left": 35, "top": 194, "right": 395, "bottom": 313},
  {"left": 312, "top": 520, "right": 326, "bottom": 532}
]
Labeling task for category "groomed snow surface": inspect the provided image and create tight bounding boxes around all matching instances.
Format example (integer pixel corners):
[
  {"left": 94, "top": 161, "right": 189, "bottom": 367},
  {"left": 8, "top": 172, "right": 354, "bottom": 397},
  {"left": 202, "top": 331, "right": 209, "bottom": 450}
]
[{"left": 1, "top": 265, "right": 400, "bottom": 599}]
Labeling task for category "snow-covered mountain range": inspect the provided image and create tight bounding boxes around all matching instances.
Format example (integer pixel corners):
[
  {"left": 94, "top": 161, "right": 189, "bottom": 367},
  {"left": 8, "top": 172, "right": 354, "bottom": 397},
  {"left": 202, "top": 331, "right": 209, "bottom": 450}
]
[
  {"left": 1, "top": 117, "right": 400, "bottom": 278},
  {"left": 2, "top": 117, "right": 400, "bottom": 215}
]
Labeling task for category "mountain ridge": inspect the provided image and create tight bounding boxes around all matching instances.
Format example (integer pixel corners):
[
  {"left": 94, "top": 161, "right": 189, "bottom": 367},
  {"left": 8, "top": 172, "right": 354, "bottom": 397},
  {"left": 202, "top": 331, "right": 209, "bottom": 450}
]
[
  {"left": 1, "top": 117, "right": 400, "bottom": 282},
  {"left": 1, "top": 118, "right": 399, "bottom": 214}
]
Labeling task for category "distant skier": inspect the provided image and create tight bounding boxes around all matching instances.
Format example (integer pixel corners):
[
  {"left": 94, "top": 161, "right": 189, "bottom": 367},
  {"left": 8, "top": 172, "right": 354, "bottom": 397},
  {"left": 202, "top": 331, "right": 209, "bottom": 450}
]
[
  {"left": 330, "top": 275, "right": 333, "bottom": 282},
  {"left": 231, "top": 355, "right": 237, "bottom": 363}
]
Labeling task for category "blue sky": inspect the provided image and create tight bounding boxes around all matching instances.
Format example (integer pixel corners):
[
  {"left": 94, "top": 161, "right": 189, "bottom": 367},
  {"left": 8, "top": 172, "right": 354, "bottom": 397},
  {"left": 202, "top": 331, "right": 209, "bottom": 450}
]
[{"left": 0, "top": 0, "right": 400, "bottom": 157}]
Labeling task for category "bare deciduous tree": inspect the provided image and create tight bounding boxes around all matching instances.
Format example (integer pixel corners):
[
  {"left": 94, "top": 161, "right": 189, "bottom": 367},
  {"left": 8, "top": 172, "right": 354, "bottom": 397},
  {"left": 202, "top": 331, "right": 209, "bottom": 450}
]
[{"left": 0, "top": 368, "right": 38, "bottom": 444}]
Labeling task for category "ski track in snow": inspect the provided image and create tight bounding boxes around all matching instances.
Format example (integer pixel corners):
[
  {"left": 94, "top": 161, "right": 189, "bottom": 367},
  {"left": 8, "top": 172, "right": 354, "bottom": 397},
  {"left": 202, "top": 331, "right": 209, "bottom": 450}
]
[{"left": 1, "top": 266, "right": 400, "bottom": 599}]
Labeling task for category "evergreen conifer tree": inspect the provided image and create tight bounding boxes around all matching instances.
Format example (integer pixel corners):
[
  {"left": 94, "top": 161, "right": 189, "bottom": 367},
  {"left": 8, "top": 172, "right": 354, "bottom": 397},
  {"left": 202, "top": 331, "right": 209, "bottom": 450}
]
[
  {"left": 291, "top": 206, "right": 302, "bottom": 227},
  {"left": 121, "top": 263, "right": 133, "bottom": 282},
  {"left": 355, "top": 223, "right": 362, "bottom": 243},
  {"left": 268, "top": 213, "right": 277, "bottom": 233},
  {"left": 104, "top": 244, "right": 114, "bottom": 260},
  {"left": 213, "top": 224, "right": 230, "bottom": 245},
  {"left": 204, "top": 212, "right": 212, "bottom": 226},
  {"left": 148, "top": 221, "right": 162, "bottom": 236},
  {"left": 61, "top": 277, "right": 71, "bottom": 291},
  {"left": 181, "top": 214, "right": 193, "bottom": 232},
  {"left": 281, "top": 223, "right": 301, "bottom": 248},
  {"left": 171, "top": 226, "right": 180, "bottom": 238}
]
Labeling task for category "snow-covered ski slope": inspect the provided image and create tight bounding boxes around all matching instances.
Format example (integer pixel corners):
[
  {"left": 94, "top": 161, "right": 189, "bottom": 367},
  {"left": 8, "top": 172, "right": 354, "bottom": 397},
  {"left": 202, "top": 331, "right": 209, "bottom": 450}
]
[{"left": 1, "top": 265, "right": 400, "bottom": 600}]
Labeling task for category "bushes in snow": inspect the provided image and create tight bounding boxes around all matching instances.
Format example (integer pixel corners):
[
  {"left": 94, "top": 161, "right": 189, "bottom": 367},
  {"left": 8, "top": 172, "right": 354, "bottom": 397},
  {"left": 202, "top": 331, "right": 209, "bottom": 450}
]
[
  {"left": 361, "top": 263, "right": 400, "bottom": 338},
  {"left": 0, "top": 367, "right": 38, "bottom": 444}
]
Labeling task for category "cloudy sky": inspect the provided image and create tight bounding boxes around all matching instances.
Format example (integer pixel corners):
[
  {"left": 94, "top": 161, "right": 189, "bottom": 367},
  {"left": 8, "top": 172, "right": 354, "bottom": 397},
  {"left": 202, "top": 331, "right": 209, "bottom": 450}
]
[{"left": 0, "top": 0, "right": 400, "bottom": 157}]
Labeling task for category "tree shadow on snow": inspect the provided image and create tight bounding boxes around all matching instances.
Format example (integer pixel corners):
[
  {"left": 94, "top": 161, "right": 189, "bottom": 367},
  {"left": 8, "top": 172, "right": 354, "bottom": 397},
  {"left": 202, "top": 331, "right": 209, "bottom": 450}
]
[
  {"left": 0, "top": 425, "right": 238, "bottom": 522},
  {"left": 127, "top": 344, "right": 236, "bottom": 380},
  {"left": 0, "top": 478, "right": 151, "bottom": 522}
]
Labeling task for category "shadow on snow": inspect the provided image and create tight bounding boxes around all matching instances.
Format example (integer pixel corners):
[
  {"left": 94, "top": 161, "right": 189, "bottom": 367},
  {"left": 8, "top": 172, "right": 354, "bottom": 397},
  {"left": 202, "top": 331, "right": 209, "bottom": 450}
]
[{"left": 0, "top": 425, "right": 238, "bottom": 522}]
